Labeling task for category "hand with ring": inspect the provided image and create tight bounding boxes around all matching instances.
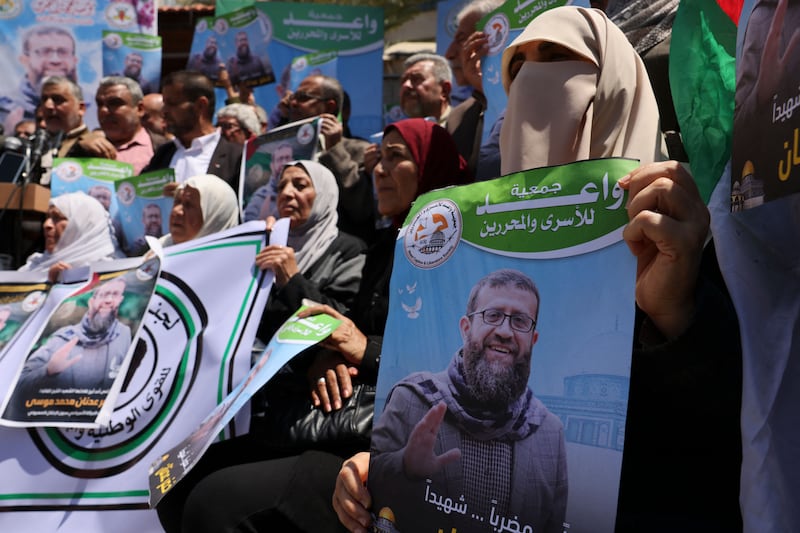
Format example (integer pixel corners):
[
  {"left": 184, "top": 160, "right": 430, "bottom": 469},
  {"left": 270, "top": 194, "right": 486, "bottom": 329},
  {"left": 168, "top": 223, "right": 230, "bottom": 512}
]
[{"left": 308, "top": 350, "right": 359, "bottom": 413}]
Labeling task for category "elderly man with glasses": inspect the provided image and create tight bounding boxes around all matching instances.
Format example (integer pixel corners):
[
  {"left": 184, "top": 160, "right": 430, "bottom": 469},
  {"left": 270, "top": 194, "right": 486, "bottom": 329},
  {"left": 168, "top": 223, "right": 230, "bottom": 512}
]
[
  {"left": 279, "top": 73, "right": 374, "bottom": 244},
  {"left": 216, "top": 103, "right": 260, "bottom": 146},
  {"left": 369, "top": 269, "right": 568, "bottom": 533}
]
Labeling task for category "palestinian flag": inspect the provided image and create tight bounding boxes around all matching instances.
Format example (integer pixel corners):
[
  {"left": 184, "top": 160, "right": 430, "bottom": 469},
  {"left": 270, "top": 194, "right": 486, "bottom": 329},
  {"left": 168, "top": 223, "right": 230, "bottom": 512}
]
[{"left": 669, "top": 0, "right": 744, "bottom": 203}]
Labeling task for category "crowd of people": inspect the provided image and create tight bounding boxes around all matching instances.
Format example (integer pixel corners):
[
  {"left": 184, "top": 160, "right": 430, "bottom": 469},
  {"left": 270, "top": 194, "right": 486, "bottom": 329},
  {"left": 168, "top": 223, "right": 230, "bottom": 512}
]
[{"left": 2, "top": 1, "right": 747, "bottom": 532}]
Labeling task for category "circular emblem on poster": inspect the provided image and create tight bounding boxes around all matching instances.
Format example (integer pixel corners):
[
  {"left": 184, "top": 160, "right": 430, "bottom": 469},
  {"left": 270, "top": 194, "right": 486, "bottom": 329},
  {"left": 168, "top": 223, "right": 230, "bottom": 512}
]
[
  {"left": 485, "top": 13, "right": 510, "bottom": 55},
  {"left": 117, "top": 182, "right": 136, "bottom": 206},
  {"left": 105, "top": 2, "right": 137, "bottom": 29},
  {"left": 53, "top": 161, "right": 82, "bottom": 182},
  {"left": 404, "top": 199, "right": 462, "bottom": 269},
  {"left": 297, "top": 123, "right": 315, "bottom": 145}
]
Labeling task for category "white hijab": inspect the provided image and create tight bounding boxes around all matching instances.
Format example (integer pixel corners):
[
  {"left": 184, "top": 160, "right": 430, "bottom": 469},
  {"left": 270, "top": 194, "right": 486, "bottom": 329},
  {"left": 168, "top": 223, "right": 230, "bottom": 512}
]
[
  {"left": 160, "top": 174, "right": 240, "bottom": 246},
  {"left": 283, "top": 161, "right": 340, "bottom": 273},
  {"left": 499, "top": 6, "right": 662, "bottom": 175},
  {"left": 19, "top": 192, "right": 117, "bottom": 272}
]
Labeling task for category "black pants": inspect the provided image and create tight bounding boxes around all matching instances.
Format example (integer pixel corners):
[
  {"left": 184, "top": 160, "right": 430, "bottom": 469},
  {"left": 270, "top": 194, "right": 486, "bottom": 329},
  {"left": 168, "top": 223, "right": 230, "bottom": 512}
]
[{"left": 156, "top": 435, "right": 347, "bottom": 533}]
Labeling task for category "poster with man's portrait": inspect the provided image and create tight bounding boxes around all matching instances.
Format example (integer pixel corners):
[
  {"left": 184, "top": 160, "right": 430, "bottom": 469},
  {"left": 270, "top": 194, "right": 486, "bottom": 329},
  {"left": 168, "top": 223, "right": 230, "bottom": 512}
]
[
  {"left": 50, "top": 158, "right": 136, "bottom": 220},
  {"left": 1, "top": 257, "right": 160, "bottom": 427},
  {"left": 0, "top": 0, "right": 157, "bottom": 134},
  {"left": 221, "top": 7, "right": 276, "bottom": 88},
  {"left": 102, "top": 31, "right": 162, "bottom": 95},
  {"left": 187, "top": 17, "right": 224, "bottom": 83},
  {"left": 370, "top": 159, "right": 637, "bottom": 533},
  {"left": 242, "top": 116, "right": 321, "bottom": 218},
  {"left": 115, "top": 168, "right": 175, "bottom": 256}
]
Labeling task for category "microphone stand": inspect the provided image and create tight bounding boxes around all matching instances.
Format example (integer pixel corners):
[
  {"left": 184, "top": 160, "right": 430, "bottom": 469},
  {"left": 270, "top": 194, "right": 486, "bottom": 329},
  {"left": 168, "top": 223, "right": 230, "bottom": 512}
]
[
  {"left": 1, "top": 129, "right": 60, "bottom": 267},
  {"left": 0, "top": 136, "right": 31, "bottom": 268}
]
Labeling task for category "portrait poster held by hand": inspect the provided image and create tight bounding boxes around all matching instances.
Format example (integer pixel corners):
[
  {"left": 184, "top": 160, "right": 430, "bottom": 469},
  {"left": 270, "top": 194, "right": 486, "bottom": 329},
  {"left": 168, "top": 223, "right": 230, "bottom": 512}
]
[
  {"left": 369, "top": 159, "right": 638, "bottom": 533},
  {"left": 0, "top": 272, "right": 51, "bottom": 358},
  {"left": 115, "top": 169, "right": 175, "bottom": 256},
  {"left": 242, "top": 116, "right": 322, "bottom": 212},
  {"left": 148, "top": 300, "right": 341, "bottom": 507},
  {"left": 0, "top": 256, "right": 160, "bottom": 427},
  {"left": 102, "top": 31, "right": 162, "bottom": 96},
  {"left": 50, "top": 157, "right": 136, "bottom": 220},
  {"left": 187, "top": 17, "right": 225, "bottom": 83},
  {"left": 221, "top": 6, "right": 276, "bottom": 88}
]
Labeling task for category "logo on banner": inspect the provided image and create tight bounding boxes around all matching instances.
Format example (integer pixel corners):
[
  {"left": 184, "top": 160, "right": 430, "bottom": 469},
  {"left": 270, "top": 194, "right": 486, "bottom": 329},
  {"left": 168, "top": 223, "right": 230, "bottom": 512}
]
[
  {"left": 404, "top": 199, "right": 462, "bottom": 269},
  {"left": 54, "top": 161, "right": 82, "bottom": 182},
  {"left": 0, "top": 0, "right": 23, "bottom": 19},
  {"left": 117, "top": 182, "right": 136, "bottom": 206},
  {"left": 485, "top": 13, "right": 510, "bottom": 55},
  {"left": 297, "top": 123, "right": 315, "bottom": 145},
  {"left": 104, "top": 33, "right": 123, "bottom": 49},
  {"left": 28, "top": 277, "right": 207, "bottom": 478},
  {"left": 105, "top": 2, "right": 137, "bottom": 28}
]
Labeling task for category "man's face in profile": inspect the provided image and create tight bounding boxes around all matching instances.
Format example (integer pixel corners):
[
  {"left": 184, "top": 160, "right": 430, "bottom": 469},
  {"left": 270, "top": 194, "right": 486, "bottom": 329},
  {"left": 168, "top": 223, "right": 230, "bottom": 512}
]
[
  {"left": 22, "top": 31, "right": 77, "bottom": 86},
  {"left": 162, "top": 82, "right": 196, "bottom": 139},
  {"left": 124, "top": 54, "right": 143, "bottom": 79},
  {"left": 236, "top": 32, "right": 251, "bottom": 60},
  {"left": 270, "top": 144, "right": 293, "bottom": 177},
  {"left": 86, "top": 279, "right": 125, "bottom": 334},
  {"left": 459, "top": 284, "right": 538, "bottom": 407},
  {"left": 88, "top": 186, "right": 112, "bottom": 211},
  {"left": 400, "top": 60, "right": 447, "bottom": 119},
  {"left": 445, "top": 11, "right": 481, "bottom": 87},
  {"left": 142, "top": 206, "right": 162, "bottom": 236},
  {"left": 141, "top": 93, "right": 167, "bottom": 136}
]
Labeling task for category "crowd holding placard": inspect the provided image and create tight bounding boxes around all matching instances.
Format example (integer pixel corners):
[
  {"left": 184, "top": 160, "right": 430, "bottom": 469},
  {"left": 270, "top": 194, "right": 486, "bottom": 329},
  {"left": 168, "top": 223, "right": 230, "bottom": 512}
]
[{"left": 1, "top": 0, "right": 798, "bottom": 531}]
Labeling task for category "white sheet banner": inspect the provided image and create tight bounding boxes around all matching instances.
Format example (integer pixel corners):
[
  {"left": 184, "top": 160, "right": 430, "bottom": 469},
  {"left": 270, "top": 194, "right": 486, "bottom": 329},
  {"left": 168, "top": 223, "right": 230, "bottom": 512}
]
[{"left": 0, "top": 220, "right": 278, "bottom": 532}]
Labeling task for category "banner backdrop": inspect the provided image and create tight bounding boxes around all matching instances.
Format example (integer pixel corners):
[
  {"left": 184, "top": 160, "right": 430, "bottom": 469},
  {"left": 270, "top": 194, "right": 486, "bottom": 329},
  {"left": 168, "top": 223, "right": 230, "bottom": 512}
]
[
  {"left": 370, "top": 158, "right": 637, "bottom": 533},
  {"left": 0, "top": 221, "right": 277, "bottom": 532},
  {"left": 0, "top": 0, "right": 157, "bottom": 134},
  {"left": 215, "top": 1, "right": 384, "bottom": 139}
]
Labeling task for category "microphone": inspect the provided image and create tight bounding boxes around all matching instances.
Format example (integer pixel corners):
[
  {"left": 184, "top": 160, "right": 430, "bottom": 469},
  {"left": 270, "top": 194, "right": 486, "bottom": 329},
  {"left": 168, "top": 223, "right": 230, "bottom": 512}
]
[
  {"left": 29, "top": 129, "right": 50, "bottom": 165},
  {"left": 2, "top": 135, "right": 27, "bottom": 154}
]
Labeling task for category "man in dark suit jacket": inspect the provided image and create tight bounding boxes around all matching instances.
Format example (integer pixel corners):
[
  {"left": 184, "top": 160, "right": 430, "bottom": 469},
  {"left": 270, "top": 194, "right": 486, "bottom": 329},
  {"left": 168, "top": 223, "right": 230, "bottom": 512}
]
[{"left": 141, "top": 71, "right": 242, "bottom": 192}]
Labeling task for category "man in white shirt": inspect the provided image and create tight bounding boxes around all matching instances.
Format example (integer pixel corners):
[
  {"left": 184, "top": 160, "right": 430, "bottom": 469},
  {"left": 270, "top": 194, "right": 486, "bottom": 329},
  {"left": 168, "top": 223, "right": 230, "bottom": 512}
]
[{"left": 141, "top": 71, "right": 242, "bottom": 191}]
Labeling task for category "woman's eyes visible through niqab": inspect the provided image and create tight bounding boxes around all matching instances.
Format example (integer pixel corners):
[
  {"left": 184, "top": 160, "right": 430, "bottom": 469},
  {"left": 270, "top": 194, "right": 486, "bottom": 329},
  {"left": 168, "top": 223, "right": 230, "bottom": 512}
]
[{"left": 508, "top": 41, "right": 589, "bottom": 83}]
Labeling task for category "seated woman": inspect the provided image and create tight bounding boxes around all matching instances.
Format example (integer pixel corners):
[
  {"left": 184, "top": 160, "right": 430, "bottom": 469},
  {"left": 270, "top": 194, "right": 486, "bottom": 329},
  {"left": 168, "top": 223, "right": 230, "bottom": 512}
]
[
  {"left": 18, "top": 191, "right": 120, "bottom": 282},
  {"left": 159, "top": 174, "right": 240, "bottom": 246},
  {"left": 156, "top": 119, "right": 472, "bottom": 533},
  {"left": 334, "top": 7, "right": 742, "bottom": 533},
  {"left": 254, "top": 160, "right": 366, "bottom": 342}
]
